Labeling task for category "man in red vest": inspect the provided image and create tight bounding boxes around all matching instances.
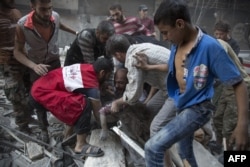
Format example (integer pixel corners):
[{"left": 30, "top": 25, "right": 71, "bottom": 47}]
[{"left": 31, "top": 57, "right": 113, "bottom": 157}]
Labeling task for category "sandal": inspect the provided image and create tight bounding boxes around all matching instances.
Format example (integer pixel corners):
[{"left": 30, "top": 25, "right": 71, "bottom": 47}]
[{"left": 75, "top": 144, "right": 104, "bottom": 157}]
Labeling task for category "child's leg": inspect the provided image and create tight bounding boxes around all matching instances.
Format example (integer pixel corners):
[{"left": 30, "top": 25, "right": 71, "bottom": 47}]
[{"left": 145, "top": 101, "right": 213, "bottom": 167}]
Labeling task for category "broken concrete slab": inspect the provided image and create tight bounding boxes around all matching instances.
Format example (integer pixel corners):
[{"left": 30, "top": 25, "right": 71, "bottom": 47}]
[
  {"left": 11, "top": 150, "right": 32, "bottom": 167},
  {"left": 194, "top": 140, "right": 223, "bottom": 167},
  {"left": 27, "top": 157, "right": 51, "bottom": 167},
  {"left": 0, "top": 115, "right": 10, "bottom": 125},
  {"left": 166, "top": 141, "right": 223, "bottom": 167},
  {"left": 26, "top": 141, "right": 44, "bottom": 160},
  {"left": 84, "top": 129, "right": 126, "bottom": 167}
]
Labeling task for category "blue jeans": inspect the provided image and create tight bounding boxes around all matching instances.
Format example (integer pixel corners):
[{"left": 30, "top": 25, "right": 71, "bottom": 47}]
[{"left": 145, "top": 101, "right": 214, "bottom": 167}]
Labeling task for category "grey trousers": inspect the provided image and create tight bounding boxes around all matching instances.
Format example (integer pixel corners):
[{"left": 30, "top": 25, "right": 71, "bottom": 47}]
[
  {"left": 146, "top": 90, "right": 176, "bottom": 136},
  {"left": 146, "top": 90, "right": 167, "bottom": 121}
]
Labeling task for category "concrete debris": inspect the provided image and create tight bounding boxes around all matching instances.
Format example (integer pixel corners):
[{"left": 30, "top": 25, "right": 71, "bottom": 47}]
[
  {"left": 44, "top": 149, "right": 64, "bottom": 167},
  {"left": 0, "top": 57, "right": 229, "bottom": 167},
  {"left": 84, "top": 129, "right": 126, "bottom": 167},
  {"left": 28, "top": 157, "right": 51, "bottom": 167},
  {"left": 11, "top": 151, "right": 31, "bottom": 166},
  {"left": 26, "top": 142, "right": 44, "bottom": 160}
]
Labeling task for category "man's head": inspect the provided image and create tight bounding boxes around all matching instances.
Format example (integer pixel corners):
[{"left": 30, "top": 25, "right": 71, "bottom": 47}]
[
  {"left": 138, "top": 4, "right": 148, "bottom": 19},
  {"left": 30, "top": 0, "right": 52, "bottom": 24},
  {"left": 105, "top": 34, "right": 130, "bottom": 63},
  {"left": 109, "top": 4, "right": 124, "bottom": 23},
  {"left": 214, "top": 20, "right": 231, "bottom": 41},
  {"left": 96, "top": 20, "right": 115, "bottom": 44},
  {"left": 154, "top": 0, "right": 191, "bottom": 44},
  {"left": 114, "top": 68, "right": 128, "bottom": 98},
  {"left": 93, "top": 57, "right": 114, "bottom": 84},
  {"left": 0, "top": 0, "right": 15, "bottom": 9}
]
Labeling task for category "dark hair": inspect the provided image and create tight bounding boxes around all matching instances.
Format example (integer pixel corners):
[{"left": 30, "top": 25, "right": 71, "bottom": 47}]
[
  {"left": 154, "top": 0, "right": 191, "bottom": 27},
  {"left": 138, "top": 4, "right": 148, "bottom": 11},
  {"left": 30, "top": 0, "right": 51, "bottom": 3},
  {"left": 109, "top": 4, "right": 122, "bottom": 11},
  {"left": 214, "top": 20, "right": 231, "bottom": 32},
  {"left": 96, "top": 20, "right": 115, "bottom": 36},
  {"left": 105, "top": 34, "right": 130, "bottom": 56},
  {"left": 93, "top": 57, "right": 114, "bottom": 74}
]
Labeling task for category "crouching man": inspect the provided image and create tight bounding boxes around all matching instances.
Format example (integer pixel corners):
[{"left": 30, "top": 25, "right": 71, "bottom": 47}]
[{"left": 30, "top": 58, "right": 113, "bottom": 157}]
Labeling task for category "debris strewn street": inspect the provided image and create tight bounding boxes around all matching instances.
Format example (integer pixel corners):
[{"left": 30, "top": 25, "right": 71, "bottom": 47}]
[{"left": 0, "top": 55, "right": 85, "bottom": 167}]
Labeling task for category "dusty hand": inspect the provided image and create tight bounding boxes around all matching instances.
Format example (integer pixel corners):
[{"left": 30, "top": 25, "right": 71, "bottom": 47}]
[
  {"left": 229, "top": 124, "right": 248, "bottom": 150},
  {"left": 133, "top": 52, "right": 149, "bottom": 70},
  {"left": 99, "top": 129, "right": 109, "bottom": 141},
  {"left": 100, "top": 82, "right": 115, "bottom": 96},
  {"left": 32, "top": 64, "right": 50, "bottom": 76},
  {"left": 111, "top": 101, "right": 119, "bottom": 113}
]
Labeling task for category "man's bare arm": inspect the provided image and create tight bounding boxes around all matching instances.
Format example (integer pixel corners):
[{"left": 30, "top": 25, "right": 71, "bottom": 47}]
[
  {"left": 60, "top": 22, "right": 77, "bottom": 35},
  {"left": 111, "top": 97, "right": 127, "bottom": 113},
  {"left": 230, "top": 81, "right": 249, "bottom": 150},
  {"left": 14, "top": 26, "right": 36, "bottom": 69},
  {"left": 97, "top": 103, "right": 113, "bottom": 141},
  {"left": 14, "top": 26, "right": 50, "bottom": 76}
]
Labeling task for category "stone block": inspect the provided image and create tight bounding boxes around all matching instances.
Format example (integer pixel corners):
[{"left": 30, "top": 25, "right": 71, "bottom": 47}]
[{"left": 26, "top": 141, "right": 44, "bottom": 160}]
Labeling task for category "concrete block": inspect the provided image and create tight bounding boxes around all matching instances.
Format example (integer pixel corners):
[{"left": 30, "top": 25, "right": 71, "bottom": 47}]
[
  {"left": 84, "top": 129, "right": 126, "bottom": 167},
  {"left": 28, "top": 157, "right": 51, "bottom": 167},
  {"left": 26, "top": 141, "right": 44, "bottom": 160}
]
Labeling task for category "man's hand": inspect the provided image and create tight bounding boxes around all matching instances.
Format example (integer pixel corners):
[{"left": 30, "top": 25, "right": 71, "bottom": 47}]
[
  {"left": 229, "top": 123, "right": 249, "bottom": 150},
  {"left": 111, "top": 100, "right": 120, "bottom": 113},
  {"left": 100, "top": 81, "right": 115, "bottom": 97},
  {"left": 32, "top": 64, "right": 50, "bottom": 76},
  {"left": 133, "top": 52, "right": 149, "bottom": 70}
]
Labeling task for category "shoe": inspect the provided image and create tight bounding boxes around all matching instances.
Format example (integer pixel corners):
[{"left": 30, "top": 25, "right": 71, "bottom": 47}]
[
  {"left": 207, "top": 141, "right": 222, "bottom": 155},
  {"left": 75, "top": 144, "right": 104, "bottom": 157}
]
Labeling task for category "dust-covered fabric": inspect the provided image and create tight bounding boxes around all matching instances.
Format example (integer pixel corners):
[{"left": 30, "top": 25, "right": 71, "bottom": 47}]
[{"left": 123, "top": 43, "right": 170, "bottom": 105}]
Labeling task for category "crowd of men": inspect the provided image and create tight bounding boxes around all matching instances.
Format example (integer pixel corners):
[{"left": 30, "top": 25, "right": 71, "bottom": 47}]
[{"left": 0, "top": 0, "right": 249, "bottom": 167}]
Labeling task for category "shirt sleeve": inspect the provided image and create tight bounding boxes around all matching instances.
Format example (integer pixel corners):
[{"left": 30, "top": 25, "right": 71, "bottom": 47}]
[
  {"left": 77, "top": 30, "right": 95, "bottom": 63},
  {"left": 210, "top": 42, "right": 242, "bottom": 86},
  {"left": 123, "top": 49, "right": 144, "bottom": 105},
  {"left": 73, "top": 88, "right": 100, "bottom": 100},
  {"left": 135, "top": 18, "right": 152, "bottom": 36},
  {"left": 149, "top": 19, "right": 155, "bottom": 34}
]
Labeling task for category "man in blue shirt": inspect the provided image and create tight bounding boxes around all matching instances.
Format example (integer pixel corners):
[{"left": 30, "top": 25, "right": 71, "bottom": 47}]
[{"left": 144, "top": 1, "right": 249, "bottom": 167}]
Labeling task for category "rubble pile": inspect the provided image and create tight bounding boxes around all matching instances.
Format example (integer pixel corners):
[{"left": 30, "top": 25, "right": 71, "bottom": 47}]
[{"left": 0, "top": 64, "right": 86, "bottom": 167}]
